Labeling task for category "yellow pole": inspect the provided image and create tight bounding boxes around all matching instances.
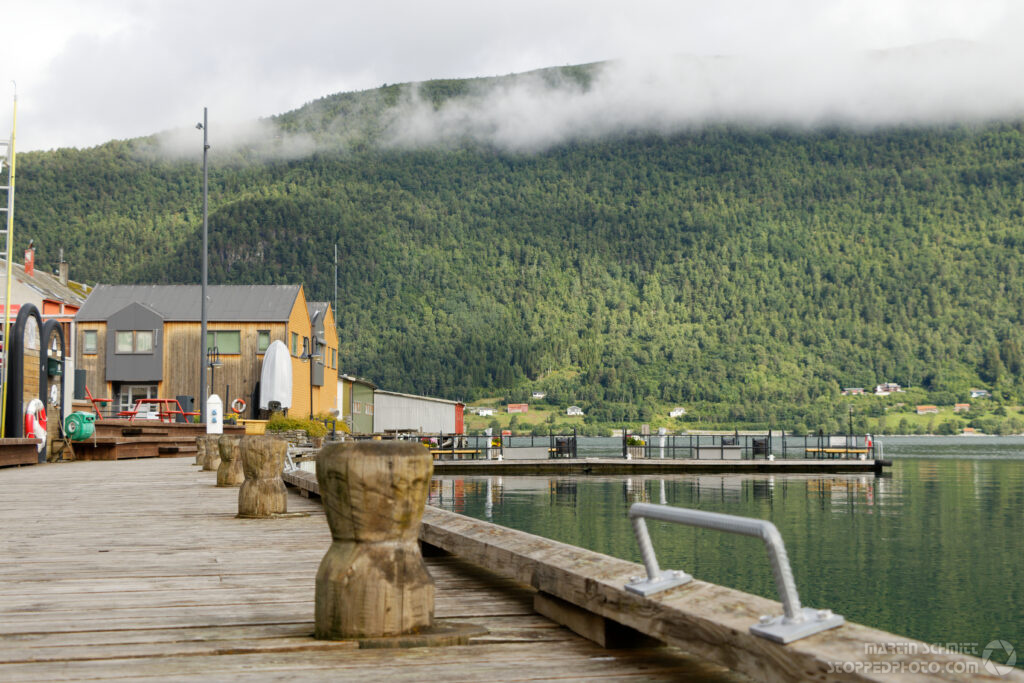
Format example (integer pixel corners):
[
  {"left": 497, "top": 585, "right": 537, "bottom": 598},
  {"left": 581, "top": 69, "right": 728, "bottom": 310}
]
[{"left": 1, "top": 94, "right": 17, "bottom": 437}]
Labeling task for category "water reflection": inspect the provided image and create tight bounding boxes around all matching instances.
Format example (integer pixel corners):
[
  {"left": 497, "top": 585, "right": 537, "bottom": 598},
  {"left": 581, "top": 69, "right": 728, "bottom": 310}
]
[{"left": 434, "top": 473, "right": 887, "bottom": 512}]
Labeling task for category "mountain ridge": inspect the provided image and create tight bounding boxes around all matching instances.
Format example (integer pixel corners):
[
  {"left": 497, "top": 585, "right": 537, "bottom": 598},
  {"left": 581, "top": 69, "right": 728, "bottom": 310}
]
[{"left": 13, "top": 64, "right": 1024, "bottom": 429}]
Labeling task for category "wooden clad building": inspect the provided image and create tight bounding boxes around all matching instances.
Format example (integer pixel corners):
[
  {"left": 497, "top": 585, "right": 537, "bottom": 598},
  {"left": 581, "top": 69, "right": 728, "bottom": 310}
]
[{"left": 74, "top": 285, "right": 338, "bottom": 418}]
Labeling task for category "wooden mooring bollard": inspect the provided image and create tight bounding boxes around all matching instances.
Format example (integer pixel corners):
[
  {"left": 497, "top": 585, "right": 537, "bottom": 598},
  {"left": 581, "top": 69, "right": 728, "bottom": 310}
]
[
  {"left": 216, "top": 435, "right": 243, "bottom": 487},
  {"left": 194, "top": 437, "right": 206, "bottom": 466},
  {"left": 237, "top": 436, "right": 287, "bottom": 518},
  {"left": 200, "top": 435, "right": 221, "bottom": 471},
  {"left": 315, "top": 441, "right": 435, "bottom": 639}
]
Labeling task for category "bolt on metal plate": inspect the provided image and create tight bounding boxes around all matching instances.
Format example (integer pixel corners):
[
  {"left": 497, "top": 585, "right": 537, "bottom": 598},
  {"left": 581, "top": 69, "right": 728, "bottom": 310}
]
[
  {"left": 625, "top": 569, "right": 692, "bottom": 596},
  {"left": 749, "top": 606, "right": 845, "bottom": 644}
]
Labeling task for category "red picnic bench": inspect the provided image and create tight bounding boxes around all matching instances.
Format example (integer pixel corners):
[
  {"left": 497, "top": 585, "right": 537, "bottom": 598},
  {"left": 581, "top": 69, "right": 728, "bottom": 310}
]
[{"left": 116, "top": 398, "right": 200, "bottom": 423}]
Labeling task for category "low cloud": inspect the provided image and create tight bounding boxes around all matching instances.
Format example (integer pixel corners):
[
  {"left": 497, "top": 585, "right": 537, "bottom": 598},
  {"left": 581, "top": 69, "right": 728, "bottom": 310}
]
[
  {"left": 135, "top": 39, "right": 1024, "bottom": 162},
  {"left": 380, "top": 42, "right": 1024, "bottom": 153}
]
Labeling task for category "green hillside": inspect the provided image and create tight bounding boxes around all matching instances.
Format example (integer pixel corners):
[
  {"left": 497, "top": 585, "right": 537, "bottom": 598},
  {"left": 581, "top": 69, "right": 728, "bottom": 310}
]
[{"left": 13, "top": 66, "right": 1024, "bottom": 430}]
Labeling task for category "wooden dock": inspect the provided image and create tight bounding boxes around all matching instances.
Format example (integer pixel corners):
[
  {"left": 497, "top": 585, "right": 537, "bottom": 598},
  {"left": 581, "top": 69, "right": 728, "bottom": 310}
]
[
  {"left": 0, "top": 459, "right": 741, "bottom": 681},
  {"left": 432, "top": 457, "right": 891, "bottom": 475}
]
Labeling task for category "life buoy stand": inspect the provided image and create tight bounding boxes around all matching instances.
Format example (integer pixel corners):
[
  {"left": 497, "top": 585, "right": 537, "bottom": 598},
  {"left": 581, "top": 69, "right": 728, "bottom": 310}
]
[{"left": 231, "top": 398, "right": 247, "bottom": 414}]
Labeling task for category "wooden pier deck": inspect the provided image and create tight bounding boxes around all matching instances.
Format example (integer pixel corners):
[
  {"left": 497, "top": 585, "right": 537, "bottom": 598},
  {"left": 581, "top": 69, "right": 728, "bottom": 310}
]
[
  {"left": 0, "top": 459, "right": 740, "bottom": 681},
  {"left": 432, "top": 457, "right": 891, "bottom": 475}
]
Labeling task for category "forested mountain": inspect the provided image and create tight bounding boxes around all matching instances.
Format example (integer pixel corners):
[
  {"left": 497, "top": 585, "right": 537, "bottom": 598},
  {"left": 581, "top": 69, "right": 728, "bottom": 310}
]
[{"left": 13, "top": 65, "right": 1024, "bottom": 429}]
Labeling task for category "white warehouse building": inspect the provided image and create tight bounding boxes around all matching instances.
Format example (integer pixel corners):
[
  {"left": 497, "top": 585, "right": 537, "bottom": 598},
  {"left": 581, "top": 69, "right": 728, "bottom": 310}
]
[{"left": 373, "top": 390, "right": 465, "bottom": 434}]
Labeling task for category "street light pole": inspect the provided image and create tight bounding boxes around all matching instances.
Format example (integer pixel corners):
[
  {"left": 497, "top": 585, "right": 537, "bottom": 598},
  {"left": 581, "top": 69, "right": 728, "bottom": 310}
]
[{"left": 198, "top": 108, "right": 209, "bottom": 423}]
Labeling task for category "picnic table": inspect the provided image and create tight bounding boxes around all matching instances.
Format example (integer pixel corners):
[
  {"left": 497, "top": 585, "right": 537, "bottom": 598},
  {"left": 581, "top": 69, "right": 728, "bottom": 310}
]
[{"left": 118, "top": 398, "right": 200, "bottom": 423}]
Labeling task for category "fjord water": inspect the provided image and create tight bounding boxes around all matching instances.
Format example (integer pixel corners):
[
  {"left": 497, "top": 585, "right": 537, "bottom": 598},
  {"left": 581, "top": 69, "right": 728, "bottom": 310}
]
[{"left": 429, "top": 436, "right": 1023, "bottom": 663}]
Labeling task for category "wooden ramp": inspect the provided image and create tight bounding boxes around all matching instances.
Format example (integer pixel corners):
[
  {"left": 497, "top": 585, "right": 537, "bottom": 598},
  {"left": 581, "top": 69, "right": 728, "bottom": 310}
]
[{"left": 0, "top": 459, "right": 739, "bottom": 681}]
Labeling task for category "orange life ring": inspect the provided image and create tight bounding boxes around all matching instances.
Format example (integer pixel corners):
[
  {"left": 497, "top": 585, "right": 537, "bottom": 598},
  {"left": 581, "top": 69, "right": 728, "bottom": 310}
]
[{"left": 231, "top": 398, "right": 247, "bottom": 414}]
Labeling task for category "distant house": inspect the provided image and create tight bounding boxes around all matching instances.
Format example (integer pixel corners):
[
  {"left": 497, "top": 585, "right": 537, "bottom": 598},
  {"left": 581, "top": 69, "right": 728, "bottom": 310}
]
[
  {"left": 970, "top": 389, "right": 991, "bottom": 399},
  {"left": 507, "top": 403, "right": 529, "bottom": 414},
  {"left": 962, "top": 427, "right": 980, "bottom": 435},
  {"left": 916, "top": 405, "right": 939, "bottom": 415},
  {"left": 841, "top": 388, "right": 865, "bottom": 396},
  {"left": 954, "top": 403, "right": 970, "bottom": 413},
  {"left": 531, "top": 391, "right": 546, "bottom": 400},
  {"left": 566, "top": 406, "right": 584, "bottom": 416},
  {"left": 875, "top": 383, "right": 903, "bottom": 396},
  {"left": 77, "top": 284, "right": 338, "bottom": 419},
  {"left": 477, "top": 408, "right": 494, "bottom": 417},
  {"left": 669, "top": 407, "right": 687, "bottom": 418}
]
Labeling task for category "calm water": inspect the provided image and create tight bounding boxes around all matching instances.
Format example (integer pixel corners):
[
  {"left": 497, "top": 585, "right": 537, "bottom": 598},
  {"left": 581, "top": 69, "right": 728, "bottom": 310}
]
[{"left": 428, "top": 436, "right": 1024, "bottom": 665}]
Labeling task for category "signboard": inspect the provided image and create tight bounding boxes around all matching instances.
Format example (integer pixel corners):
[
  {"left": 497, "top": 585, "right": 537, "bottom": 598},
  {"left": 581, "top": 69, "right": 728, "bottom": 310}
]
[{"left": 207, "top": 394, "right": 223, "bottom": 434}]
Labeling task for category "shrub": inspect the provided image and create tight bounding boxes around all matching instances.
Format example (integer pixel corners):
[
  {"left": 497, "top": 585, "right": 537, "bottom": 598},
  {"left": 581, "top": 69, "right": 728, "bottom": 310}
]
[
  {"left": 313, "top": 412, "right": 350, "bottom": 434},
  {"left": 266, "top": 413, "right": 328, "bottom": 438}
]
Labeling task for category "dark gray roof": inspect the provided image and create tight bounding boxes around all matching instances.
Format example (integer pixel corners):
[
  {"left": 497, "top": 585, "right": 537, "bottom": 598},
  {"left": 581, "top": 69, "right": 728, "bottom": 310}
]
[
  {"left": 307, "top": 302, "right": 328, "bottom": 321},
  {"left": 76, "top": 285, "right": 301, "bottom": 322},
  {"left": 307, "top": 302, "right": 329, "bottom": 342}
]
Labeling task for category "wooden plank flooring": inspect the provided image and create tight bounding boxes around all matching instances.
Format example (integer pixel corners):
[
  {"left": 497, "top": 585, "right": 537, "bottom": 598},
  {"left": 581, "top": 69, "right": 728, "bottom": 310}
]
[{"left": 0, "top": 459, "right": 741, "bottom": 681}]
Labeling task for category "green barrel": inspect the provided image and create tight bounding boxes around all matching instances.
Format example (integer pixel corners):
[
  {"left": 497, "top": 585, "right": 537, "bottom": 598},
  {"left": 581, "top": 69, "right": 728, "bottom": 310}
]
[{"left": 65, "top": 412, "right": 97, "bottom": 441}]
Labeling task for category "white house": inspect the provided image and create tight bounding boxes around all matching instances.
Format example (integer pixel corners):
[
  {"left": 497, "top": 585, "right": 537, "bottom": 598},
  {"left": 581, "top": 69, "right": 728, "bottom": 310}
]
[
  {"left": 875, "top": 382, "right": 903, "bottom": 396},
  {"left": 531, "top": 391, "right": 546, "bottom": 400},
  {"left": 567, "top": 406, "right": 584, "bottom": 416},
  {"left": 970, "top": 389, "right": 991, "bottom": 399},
  {"left": 477, "top": 408, "right": 495, "bottom": 417},
  {"left": 669, "top": 407, "right": 686, "bottom": 418}
]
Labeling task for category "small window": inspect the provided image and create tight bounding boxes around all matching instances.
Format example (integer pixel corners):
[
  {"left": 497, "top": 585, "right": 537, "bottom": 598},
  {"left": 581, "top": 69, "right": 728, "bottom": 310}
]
[
  {"left": 136, "top": 330, "right": 153, "bottom": 353},
  {"left": 257, "top": 330, "right": 271, "bottom": 353},
  {"left": 206, "top": 331, "right": 240, "bottom": 355},
  {"left": 116, "top": 331, "right": 133, "bottom": 353},
  {"left": 115, "top": 330, "right": 155, "bottom": 354},
  {"left": 354, "top": 401, "right": 362, "bottom": 414},
  {"left": 83, "top": 330, "right": 98, "bottom": 354},
  {"left": 331, "top": 348, "right": 337, "bottom": 369},
  {"left": 291, "top": 332, "right": 298, "bottom": 356},
  {"left": 366, "top": 404, "right": 374, "bottom": 415}
]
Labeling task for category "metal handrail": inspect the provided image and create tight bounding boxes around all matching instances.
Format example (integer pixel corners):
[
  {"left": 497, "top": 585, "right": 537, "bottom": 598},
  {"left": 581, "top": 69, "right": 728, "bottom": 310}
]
[{"left": 626, "top": 503, "right": 844, "bottom": 643}]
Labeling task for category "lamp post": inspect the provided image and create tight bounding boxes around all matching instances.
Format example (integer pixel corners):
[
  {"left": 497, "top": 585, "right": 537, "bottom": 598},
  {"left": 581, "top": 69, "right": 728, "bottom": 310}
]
[
  {"left": 207, "top": 346, "right": 222, "bottom": 401},
  {"left": 196, "top": 108, "right": 209, "bottom": 422}
]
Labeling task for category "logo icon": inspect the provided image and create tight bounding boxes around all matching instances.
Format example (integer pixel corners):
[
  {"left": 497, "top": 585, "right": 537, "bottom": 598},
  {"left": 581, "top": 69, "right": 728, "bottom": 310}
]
[{"left": 983, "top": 640, "right": 1017, "bottom": 677}]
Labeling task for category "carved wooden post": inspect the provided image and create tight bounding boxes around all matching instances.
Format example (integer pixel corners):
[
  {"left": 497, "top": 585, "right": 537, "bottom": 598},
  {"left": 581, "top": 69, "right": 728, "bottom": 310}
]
[
  {"left": 315, "top": 441, "right": 435, "bottom": 639},
  {"left": 237, "top": 435, "right": 287, "bottom": 517},
  {"left": 216, "top": 435, "right": 244, "bottom": 487},
  {"left": 201, "top": 435, "right": 221, "bottom": 471},
  {"left": 195, "top": 436, "right": 206, "bottom": 465}
]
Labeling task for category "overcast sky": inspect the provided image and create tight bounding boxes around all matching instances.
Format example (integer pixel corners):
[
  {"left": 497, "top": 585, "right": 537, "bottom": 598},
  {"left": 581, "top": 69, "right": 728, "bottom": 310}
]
[{"left": 2, "top": 0, "right": 1022, "bottom": 152}]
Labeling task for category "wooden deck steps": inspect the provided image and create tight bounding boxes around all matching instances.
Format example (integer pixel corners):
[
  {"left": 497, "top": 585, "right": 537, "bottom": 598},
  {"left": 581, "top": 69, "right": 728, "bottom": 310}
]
[
  {"left": 0, "top": 459, "right": 742, "bottom": 682},
  {"left": 69, "top": 420, "right": 242, "bottom": 460}
]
